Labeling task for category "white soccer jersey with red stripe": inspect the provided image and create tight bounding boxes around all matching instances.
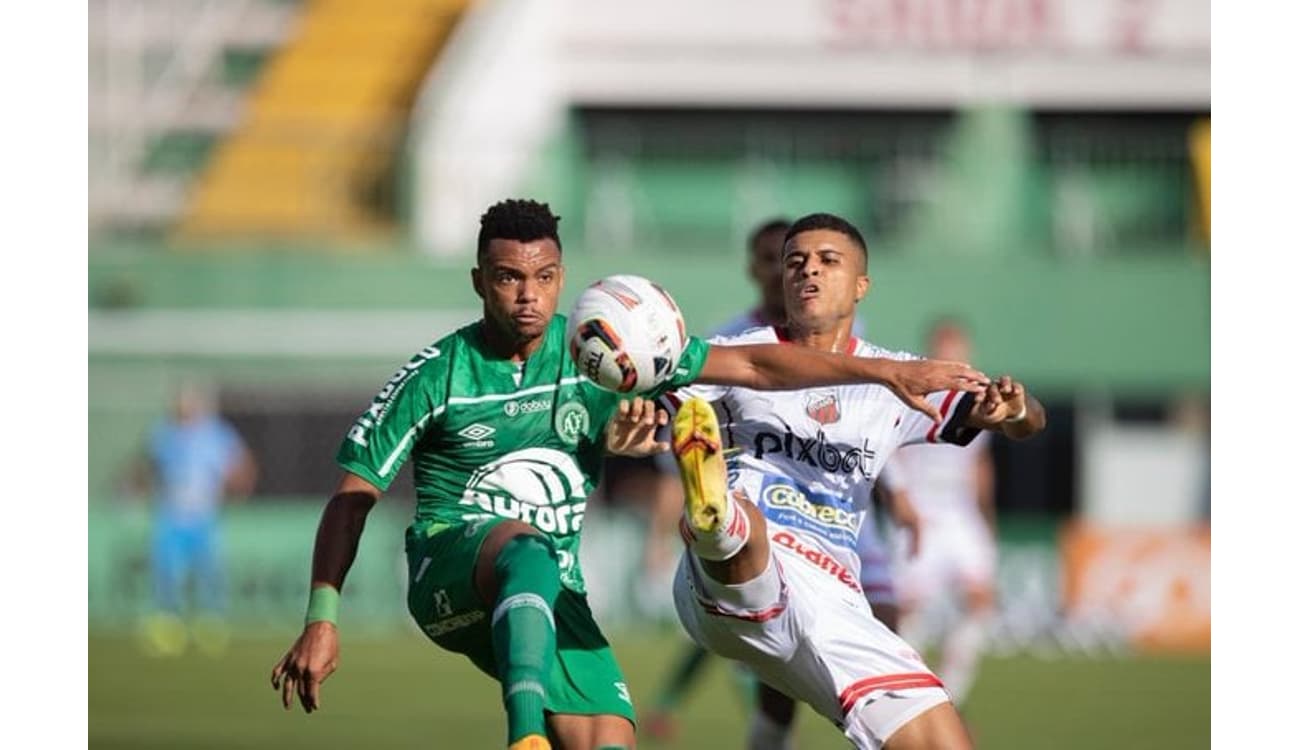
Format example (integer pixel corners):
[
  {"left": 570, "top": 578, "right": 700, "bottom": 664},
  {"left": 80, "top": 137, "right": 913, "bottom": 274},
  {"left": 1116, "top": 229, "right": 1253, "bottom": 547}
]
[{"left": 663, "top": 325, "right": 980, "bottom": 589}]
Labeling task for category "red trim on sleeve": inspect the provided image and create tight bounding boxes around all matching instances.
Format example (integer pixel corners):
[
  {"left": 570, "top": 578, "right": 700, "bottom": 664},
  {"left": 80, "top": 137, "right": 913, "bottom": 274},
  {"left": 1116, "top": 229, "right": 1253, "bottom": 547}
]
[
  {"left": 925, "top": 390, "right": 959, "bottom": 443},
  {"left": 839, "top": 672, "right": 946, "bottom": 715},
  {"left": 774, "top": 325, "right": 793, "bottom": 343}
]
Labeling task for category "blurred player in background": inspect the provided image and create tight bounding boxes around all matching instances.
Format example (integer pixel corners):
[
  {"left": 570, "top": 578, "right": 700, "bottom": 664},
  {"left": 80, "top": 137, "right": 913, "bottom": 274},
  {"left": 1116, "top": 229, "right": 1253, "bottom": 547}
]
[
  {"left": 891, "top": 319, "right": 999, "bottom": 707},
  {"left": 663, "top": 213, "right": 1045, "bottom": 749},
  {"left": 129, "top": 382, "right": 257, "bottom": 657},
  {"left": 268, "top": 199, "right": 985, "bottom": 750}
]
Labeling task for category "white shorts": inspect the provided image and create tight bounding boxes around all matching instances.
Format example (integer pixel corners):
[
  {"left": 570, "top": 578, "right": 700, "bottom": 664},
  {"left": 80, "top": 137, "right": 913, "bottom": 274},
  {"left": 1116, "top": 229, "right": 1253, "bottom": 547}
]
[
  {"left": 895, "top": 517, "right": 996, "bottom": 607},
  {"left": 672, "top": 543, "right": 952, "bottom": 749}
]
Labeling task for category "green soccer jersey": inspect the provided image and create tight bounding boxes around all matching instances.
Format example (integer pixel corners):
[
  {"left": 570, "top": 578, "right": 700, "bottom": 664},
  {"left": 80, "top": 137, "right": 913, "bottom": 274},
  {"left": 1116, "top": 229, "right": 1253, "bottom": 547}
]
[{"left": 337, "top": 314, "right": 710, "bottom": 594}]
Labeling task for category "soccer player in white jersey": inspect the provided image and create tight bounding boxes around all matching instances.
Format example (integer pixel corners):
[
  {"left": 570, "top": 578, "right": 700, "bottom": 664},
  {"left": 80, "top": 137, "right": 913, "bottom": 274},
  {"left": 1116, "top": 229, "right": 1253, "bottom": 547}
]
[
  {"left": 644, "top": 218, "right": 878, "bottom": 746},
  {"left": 662, "top": 213, "right": 1046, "bottom": 749},
  {"left": 891, "top": 319, "right": 999, "bottom": 707}
]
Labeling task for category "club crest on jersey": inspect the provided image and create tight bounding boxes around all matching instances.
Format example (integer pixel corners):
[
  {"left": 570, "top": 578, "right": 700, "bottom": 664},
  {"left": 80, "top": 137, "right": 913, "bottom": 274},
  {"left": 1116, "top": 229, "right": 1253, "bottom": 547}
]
[
  {"left": 805, "top": 393, "right": 841, "bottom": 425},
  {"left": 555, "top": 401, "right": 590, "bottom": 446}
]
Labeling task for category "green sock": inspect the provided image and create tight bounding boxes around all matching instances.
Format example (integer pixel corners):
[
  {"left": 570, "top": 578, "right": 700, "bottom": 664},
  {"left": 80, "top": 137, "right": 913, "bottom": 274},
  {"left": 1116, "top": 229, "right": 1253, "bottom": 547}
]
[{"left": 491, "top": 535, "right": 562, "bottom": 745}]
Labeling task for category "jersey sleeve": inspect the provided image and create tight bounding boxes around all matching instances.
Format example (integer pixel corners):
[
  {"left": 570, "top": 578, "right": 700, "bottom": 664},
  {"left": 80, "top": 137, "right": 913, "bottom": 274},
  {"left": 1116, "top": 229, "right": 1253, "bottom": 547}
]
[
  {"left": 336, "top": 349, "right": 447, "bottom": 491},
  {"left": 643, "top": 335, "right": 712, "bottom": 401},
  {"left": 897, "top": 388, "right": 982, "bottom": 448}
]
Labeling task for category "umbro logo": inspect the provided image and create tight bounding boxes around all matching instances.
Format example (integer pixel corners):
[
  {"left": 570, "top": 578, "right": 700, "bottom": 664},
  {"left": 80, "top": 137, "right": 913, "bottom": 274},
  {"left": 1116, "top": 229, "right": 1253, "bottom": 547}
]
[
  {"left": 458, "top": 423, "right": 495, "bottom": 440},
  {"left": 457, "top": 423, "right": 496, "bottom": 447}
]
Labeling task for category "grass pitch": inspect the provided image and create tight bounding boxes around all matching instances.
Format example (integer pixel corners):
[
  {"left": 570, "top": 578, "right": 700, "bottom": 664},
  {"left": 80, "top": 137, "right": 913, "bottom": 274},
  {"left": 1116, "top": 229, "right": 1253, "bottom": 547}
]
[{"left": 90, "top": 630, "right": 1207, "bottom": 749}]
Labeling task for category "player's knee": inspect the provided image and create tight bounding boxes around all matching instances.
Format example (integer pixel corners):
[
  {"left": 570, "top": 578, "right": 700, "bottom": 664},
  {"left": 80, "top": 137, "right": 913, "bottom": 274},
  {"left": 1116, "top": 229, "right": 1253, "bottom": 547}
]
[
  {"left": 494, "top": 533, "right": 561, "bottom": 581},
  {"left": 592, "top": 715, "right": 635, "bottom": 749}
]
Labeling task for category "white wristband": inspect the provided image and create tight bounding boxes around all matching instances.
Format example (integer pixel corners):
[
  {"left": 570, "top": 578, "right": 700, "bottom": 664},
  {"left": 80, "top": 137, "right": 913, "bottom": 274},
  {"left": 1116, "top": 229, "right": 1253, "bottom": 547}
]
[{"left": 1006, "top": 404, "right": 1028, "bottom": 424}]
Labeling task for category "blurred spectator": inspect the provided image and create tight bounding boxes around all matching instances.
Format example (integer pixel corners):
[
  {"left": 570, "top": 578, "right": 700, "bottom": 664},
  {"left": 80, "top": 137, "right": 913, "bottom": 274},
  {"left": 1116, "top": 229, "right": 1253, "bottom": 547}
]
[{"left": 125, "top": 382, "right": 257, "bottom": 657}]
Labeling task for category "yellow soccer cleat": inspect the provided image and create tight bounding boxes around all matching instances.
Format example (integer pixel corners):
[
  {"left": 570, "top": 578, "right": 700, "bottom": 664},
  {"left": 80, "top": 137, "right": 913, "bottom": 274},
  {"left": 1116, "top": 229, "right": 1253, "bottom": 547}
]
[
  {"left": 507, "top": 734, "right": 551, "bottom": 750},
  {"left": 672, "top": 397, "right": 729, "bottom": 534}
]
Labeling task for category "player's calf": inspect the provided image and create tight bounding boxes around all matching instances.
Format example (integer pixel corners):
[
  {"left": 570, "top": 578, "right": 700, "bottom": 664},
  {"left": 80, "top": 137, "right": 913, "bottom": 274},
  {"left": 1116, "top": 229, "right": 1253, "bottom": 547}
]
[
  {"left": 672, "top": 398, "right": 770, "bottom": 583},
  {"left": 486, "top": 532, "right": 563, "bottom": 747}
]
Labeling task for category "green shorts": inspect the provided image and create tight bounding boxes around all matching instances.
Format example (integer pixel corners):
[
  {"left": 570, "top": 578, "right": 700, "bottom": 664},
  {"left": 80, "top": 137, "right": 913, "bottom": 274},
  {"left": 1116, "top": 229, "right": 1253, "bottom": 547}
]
[{"left": 405, "top": 518, "right": 635, "bottom": 724}]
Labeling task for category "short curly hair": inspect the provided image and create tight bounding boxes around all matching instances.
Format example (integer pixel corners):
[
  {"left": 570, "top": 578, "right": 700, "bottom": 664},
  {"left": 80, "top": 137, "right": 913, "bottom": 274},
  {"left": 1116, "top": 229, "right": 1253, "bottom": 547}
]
[
  {"left": 784, "top": 212, "right": 868, "bottom": 267},
  {"left": 477, "top": 199, "right": 562, "bottom": 260}
]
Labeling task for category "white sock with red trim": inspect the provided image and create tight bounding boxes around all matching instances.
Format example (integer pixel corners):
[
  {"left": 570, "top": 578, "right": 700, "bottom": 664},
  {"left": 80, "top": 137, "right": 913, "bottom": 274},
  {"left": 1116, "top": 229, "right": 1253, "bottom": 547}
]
[
  {"left": 940, "top": 613, "right": 990, "bottom": 705},
  {"left": 678, "top": 492, "right": 750, "bottom": 561}
]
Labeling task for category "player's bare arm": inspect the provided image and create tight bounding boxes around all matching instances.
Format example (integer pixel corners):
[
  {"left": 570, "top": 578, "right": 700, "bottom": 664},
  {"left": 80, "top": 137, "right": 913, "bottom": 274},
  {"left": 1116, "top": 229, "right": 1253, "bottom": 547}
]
[
  {"left": 886, "top": 488, "right": 923, "bottom": 559},
  {"left": 605, "top": 396, "right": 670, "bottom": 457},
  {"left": 965, "top": 375, "right": 1047, "bottom": 439},
  {"left": 696, "top": 343, "right": 989, "bottom": 422},
  {"left": 270, "top": 472, "right": 381, "bottom": 714},
  {"left": 223, "top": 444, "right": 259, "bottom": 500}
]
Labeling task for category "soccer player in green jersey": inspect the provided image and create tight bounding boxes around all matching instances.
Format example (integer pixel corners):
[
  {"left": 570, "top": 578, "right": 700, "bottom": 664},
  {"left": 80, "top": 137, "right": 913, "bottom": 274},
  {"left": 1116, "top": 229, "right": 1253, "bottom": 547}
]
[{"left": 270, "top": 200, "right": 988, "bottom": 750}]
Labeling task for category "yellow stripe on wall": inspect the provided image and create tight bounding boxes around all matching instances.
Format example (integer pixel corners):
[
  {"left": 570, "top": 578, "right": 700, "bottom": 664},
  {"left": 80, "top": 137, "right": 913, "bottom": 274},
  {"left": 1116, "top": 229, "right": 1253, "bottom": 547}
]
[{"left": 177, "top": 0, "right": 470, "bottom": 245}]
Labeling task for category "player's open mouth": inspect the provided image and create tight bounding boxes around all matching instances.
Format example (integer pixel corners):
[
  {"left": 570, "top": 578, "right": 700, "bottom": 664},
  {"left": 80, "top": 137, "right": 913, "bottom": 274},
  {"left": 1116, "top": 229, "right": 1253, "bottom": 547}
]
[{"left": 798, "top": 284, "right": 820, "bottom": 300}]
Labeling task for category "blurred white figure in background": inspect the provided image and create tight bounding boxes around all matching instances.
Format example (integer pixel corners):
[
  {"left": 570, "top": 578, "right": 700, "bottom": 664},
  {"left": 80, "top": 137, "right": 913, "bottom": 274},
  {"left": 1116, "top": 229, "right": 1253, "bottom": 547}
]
[{"left": 892, "top": 319, "right": 998, "bottom": 706}]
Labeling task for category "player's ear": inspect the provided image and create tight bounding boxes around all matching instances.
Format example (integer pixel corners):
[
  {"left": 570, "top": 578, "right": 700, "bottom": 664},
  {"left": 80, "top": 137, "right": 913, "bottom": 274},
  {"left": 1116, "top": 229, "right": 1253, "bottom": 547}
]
[
  {"left": 470, "top": 266, "right": 485, "bottom": 300},
  {"left": 855, "top": 274, "right": 870, "bottom": 302}
]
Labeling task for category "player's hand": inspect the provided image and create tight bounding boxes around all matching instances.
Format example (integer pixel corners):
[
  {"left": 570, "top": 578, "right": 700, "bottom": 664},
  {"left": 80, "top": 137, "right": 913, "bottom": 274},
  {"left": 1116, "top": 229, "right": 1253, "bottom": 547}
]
[
  {"left": 972, "top": 376, "right": 1023, "bottom": 425},
  {"left": 884, "top": 360, "right": 989, "bottom": 423},
  {"left": 270, "top": 621, "right": 339, "bottom": 714},
  {"left": 996, "top": 376, "right": 1027, "bottom": 421},
  {"left": 604, "top": 397, "right": 670, "bottom": 457}
]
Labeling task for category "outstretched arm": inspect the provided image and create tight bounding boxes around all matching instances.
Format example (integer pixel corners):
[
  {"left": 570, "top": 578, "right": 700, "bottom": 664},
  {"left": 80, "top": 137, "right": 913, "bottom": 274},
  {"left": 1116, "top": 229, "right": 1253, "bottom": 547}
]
[
  {"left": 695, "top": 344, "right": 988, "bottom": 422},
  {"left": 271, "top": 472, "right": 381, "bottom": 714}
]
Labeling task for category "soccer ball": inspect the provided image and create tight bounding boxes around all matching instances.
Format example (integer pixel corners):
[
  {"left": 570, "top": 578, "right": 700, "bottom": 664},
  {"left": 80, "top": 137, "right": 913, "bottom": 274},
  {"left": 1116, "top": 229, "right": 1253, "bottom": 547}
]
[{"left": 567, "top": 275, "right": 688, "bottom": 394}]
